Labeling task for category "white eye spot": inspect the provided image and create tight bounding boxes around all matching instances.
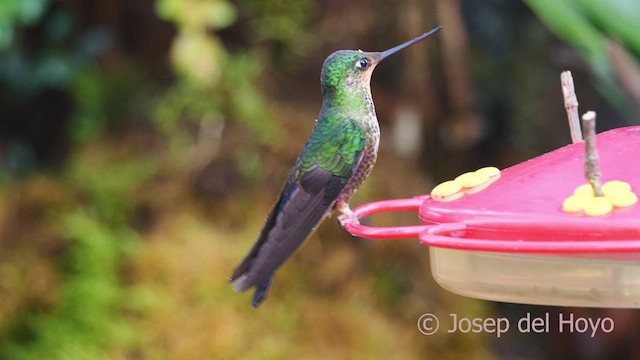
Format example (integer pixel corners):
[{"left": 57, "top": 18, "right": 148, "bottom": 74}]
[{"left": 356, "top": 58, "right": 369, "bottom": 70}]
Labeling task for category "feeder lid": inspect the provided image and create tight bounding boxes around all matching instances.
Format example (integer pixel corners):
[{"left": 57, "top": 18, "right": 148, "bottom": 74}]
[{"left": 419, "top": 126, "right": 640, "bottom": 253}]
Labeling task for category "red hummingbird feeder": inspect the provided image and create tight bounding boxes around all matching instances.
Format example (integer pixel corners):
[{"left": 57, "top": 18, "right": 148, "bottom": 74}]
[{"left": 342, "top": 125, "right": 640, "bottom": 308}]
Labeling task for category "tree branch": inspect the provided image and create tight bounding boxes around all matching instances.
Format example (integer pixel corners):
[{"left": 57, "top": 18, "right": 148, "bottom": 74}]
[
  {"left": 582, "top": 111, "right": 604, "bottom": 196},
  {"left": 561, "top": 71, "right": 583, "bottom": 143}
]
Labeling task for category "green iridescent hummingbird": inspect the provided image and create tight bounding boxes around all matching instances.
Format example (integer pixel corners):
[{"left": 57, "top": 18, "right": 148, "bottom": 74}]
[{"left": 230, "top": 27, "right": 442, "bottom": 308}]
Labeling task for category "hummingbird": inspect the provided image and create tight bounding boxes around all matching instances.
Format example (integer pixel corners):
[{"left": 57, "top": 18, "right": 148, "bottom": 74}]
[{"left": 230, "top": 27, "right": 442, "bottom": 308}]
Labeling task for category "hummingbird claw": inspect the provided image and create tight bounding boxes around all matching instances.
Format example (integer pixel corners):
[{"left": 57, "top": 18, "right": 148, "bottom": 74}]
[
  {"left": 337, "top": 202, "right": 360, "bottom": 228},
  {"left": 338, "top": 212, "right": 360, "bottom": 228}
]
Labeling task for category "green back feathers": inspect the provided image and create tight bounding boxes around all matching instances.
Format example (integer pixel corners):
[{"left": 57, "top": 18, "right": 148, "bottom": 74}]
[{"left": 298, "top": 114, "right": 366, "bottom": 179}]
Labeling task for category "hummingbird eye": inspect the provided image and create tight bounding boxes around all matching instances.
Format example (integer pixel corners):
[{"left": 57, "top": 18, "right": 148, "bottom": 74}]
[{"left": 356, "top": 58, "right": 370, "bottom": 70}]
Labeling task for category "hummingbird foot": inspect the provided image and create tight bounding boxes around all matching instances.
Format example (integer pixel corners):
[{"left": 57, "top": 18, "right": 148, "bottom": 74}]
[{"left": 336, "top": 201, "right": 360, "bottom": 227}]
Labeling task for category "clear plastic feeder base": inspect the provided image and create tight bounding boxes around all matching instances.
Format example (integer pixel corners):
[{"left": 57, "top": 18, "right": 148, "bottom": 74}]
[{"left": 430, "top": 248, "right": 640, "bottom": 308}]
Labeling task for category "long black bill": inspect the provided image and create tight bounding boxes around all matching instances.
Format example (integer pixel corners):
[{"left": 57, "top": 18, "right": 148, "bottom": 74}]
[{"left": 380, "top": 26, "right": 442, "bottom": 60}]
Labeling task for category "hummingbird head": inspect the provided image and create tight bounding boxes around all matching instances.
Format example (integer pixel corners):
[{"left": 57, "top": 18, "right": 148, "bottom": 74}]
[
  {"left": 320, "top": 26, "right": 442, "bottom": 97},
  {"left": 320, "top": 50, "right": 382, "bottom": 96}
]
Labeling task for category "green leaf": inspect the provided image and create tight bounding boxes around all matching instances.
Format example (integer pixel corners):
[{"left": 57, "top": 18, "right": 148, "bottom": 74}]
[
  {"left": 524, "top": 0, "right": 608, "bottom": 75},
  {"left": 205, "top": 1, "right": 237, "bottom": 29},
  {"left": 155, "top": 0, "right": 180, "bottom": 21},
  {"left": 577, "top": 0, "right": 640, "bottom": 56}
]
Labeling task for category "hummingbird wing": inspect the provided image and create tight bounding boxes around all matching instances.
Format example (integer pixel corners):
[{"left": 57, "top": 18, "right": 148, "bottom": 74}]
[{"left": 230, "top": 115, "right": 367, "bottom": 307}]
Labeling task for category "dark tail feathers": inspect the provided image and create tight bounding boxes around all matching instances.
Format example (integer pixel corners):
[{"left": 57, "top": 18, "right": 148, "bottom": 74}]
[{"left": 251, "top": 276, "right": 273, "bottom": 308}]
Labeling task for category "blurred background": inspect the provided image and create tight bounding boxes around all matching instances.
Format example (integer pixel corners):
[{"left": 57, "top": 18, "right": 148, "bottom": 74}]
[{"left": 1, "top": 0, "right": 640, "bottom": 359}]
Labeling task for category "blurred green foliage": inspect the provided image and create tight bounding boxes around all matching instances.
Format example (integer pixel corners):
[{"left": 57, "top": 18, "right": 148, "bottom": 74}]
[
  {"left": 0, "top": 6, "right": 104, "bottom": 97},
  {"left": 66, "top": 157, "right": 159, "bottom": 226},
  {"left": 0, "top": 3, "right": 113, "bottom": 178},
  {"left": 0, "top": 212, "right": 137, "bottom": 360},
  {"left": 153, "top": 0, "right": 282, "bottom": 190},
  {"left": 1, "top": 0, "right": 295, "bottom": 356},
  {"left": 70, "top": 65, "right": 144, "bottom": 144},
  {"left": 156, "top": 0, "right": 236, "bottom": 84},
  {"left": 525, "top": 0, "right": 640, "bottom": 61},
  {"left": 157, "top": 0, "right": 237, "bottom": 30},
  {"left": 153, "top": 53, "right": 276, "bottom": 149},
  {"left": 0, "top": 0, "right": 49, "bottom": 50},
  {"left": 238, "top": 0, "right": 317, "bottom": 58},
  {"left": 0, "top": 154, "right": 156, "bottom": 359},
  {"left": 524, "top": 0, "right": 640, "bottom": 115}
]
